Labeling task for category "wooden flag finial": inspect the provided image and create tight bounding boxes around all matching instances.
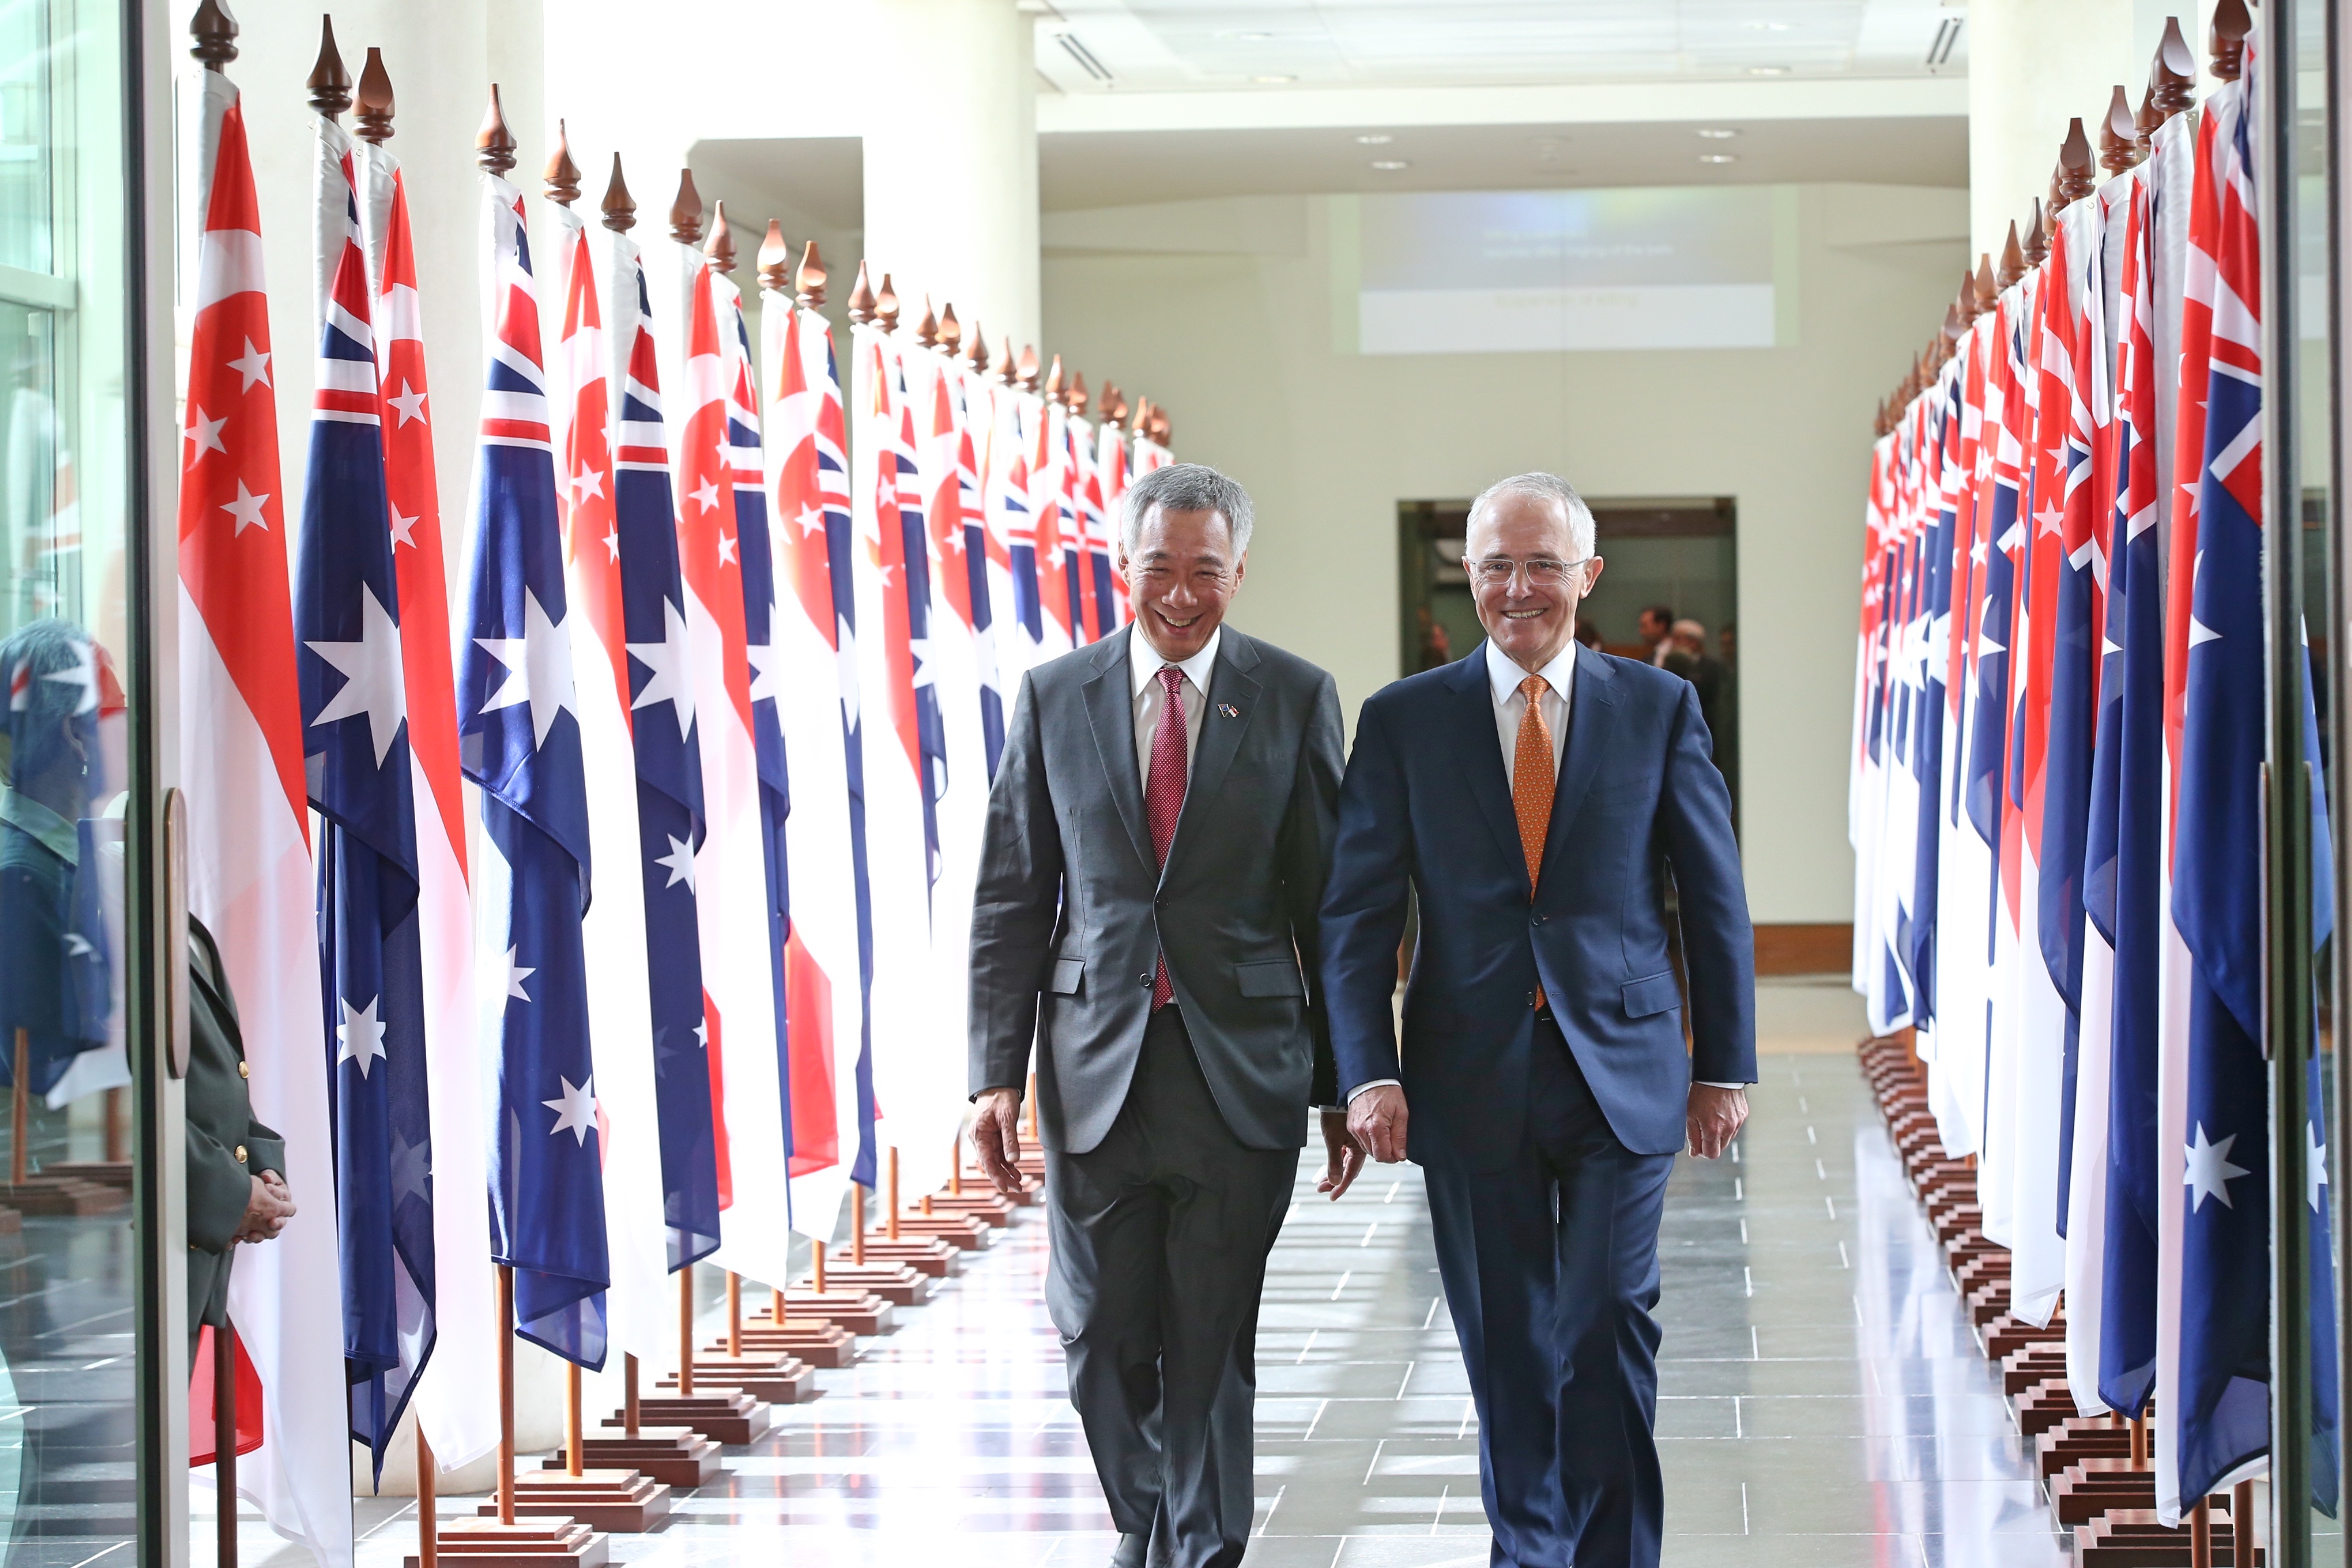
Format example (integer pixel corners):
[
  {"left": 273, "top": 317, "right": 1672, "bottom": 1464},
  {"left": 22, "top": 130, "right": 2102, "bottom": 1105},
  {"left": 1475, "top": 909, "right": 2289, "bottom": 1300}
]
[
  {"left": 963, "top": 317, "right": 990, "bottom": 374},
  {"left": 2048, "top": 118, "right": 2093, "bottom": 213},
  {"left": 600, "top": 153, "right": 636, "bottom": 232},
  {"left": 2022, "top": 198, "right": 2048, "bottom": 267},
  {"left": 1068, "top": 372, "right": 1090, "bottom": 418},
  {"left": 1956, "top": 269, "right": 1980, "bottom": 327},
  {"left": 543, "top": 119, "right": 581, "bottom": 206},
  {"left": 1149, "top": 407, "right": 1171, "bottom": 445},
  {"left": 1974, "top": 252, "right": 1997, "bottom": 312},
  {"left": 308, "top": 16, "right": 352, "bottom": 120},
  {"left": 997, "top": 335, "right": 1018, "bottom": 387},
  {"left": 1997, "top": 220, "right": 2025, "bottom": 289},
  {"left": 757, "top": 220, "right": 791, "bottom": 294},
  {"left": 915, "top": 296, "right": 939, "bottom": 349},
  {"left": 476, "top": 84, "right": 517, "bottom": 177},
  {"left": 847, "top": 261, "right": 877, "bottom": 325},
  {"left": 705, "top": 198, "right": 737, "bottom": 272},
  {"left": 2098, "top": 86, "right": 2142, "bottom": 173},
  {"left": 1017, "top": 344, "right": 1041, "bottom": 393},
  {"left": 1131, "top": 394, "right": 1153, "bottom": 436},
  {"left": 1100, "top": 382, "right": 1128, "bottom": 426},
  {"left": 2210, "top": 0, "right": 2249, "bottom": 83},
  {"left": 2151, "top": 16, "right": 2196, "bottom": 118},
  {"left": 876, "top": 272, "right": 900, "bottom": 331},
  {"left": 2134, "top": 83, "right": 2160, "bottom": 156},
  {"left": 669, "top": 169, "right": 704, "bottom": 245},
  {"left": 355, "top": 46, "right": 395, "bottom": 145},
  {"left": 1044, "top": 353, "right": 1064, "bottom": 400},
  {"left": 796, "top": 240, "right": 826, "bottom": 308},
  {"left": 191, "top": 0, "right": 238, "bottom": 69},
  {"left": 938, "top": 302, "right": 963, "bottom": 355}
]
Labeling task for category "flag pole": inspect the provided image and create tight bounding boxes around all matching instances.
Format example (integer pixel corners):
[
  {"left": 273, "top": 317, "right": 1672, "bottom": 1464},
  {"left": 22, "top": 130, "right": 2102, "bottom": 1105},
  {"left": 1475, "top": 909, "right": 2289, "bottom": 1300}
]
[
  {"left": 887, "top": 1149, "right": 900, "bottom": 1241},
  {"left": 565, "top": 1365, "right": 583, "bottom": 1478},
  {"left": 415, "top": 1426, "right": 436, "bottom": 1568},
  {"left": 497, "top": 1264, "right": 516, "bottom": 1526},
  {"left": 726, "top": 1272, "right": 741, "bottom": 1358},
  {"left": 216, "top": 1321, "right": 238, "bottom": 1568},
  {"left": 853, "top": 1184, "right": 866, "bottom": 1267},
  {"left": 676, "top": 1265, "right": 694, "bottom": 1398}
]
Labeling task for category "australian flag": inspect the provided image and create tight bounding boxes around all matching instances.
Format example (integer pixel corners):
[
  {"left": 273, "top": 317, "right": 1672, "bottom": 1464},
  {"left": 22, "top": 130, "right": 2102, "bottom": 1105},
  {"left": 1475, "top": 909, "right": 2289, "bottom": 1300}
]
[
  {"left": 895, "top": 361, "right": 947, "bottom": 880},
  {"left": 955, "top": 391, "right": 1005, "bottom": 777},
  {"left": 295, "top": 133, "right": 436, "bottom": 1471},
  {"left": 2171, "top": 81, "right": 2338, "bottom": 1512},
  {"left": 459, "top": 174, "right": 608, "bottom": 1369},
  {"left": 612, "top": 255, "right": 721, "bottom": 1267}
]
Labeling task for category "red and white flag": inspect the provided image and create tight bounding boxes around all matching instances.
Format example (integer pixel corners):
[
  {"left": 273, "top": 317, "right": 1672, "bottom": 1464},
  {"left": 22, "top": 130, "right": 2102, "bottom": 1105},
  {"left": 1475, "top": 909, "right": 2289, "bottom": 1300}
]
[
  {"left": 355, "top": 129, "right": 500, "bottom": 1473},
  {"left": 178, "top": 72, "right": 348, "bottom": 1567},
  {"left": 1096, "top": 414, "right": 1132, "bottom": 627}
]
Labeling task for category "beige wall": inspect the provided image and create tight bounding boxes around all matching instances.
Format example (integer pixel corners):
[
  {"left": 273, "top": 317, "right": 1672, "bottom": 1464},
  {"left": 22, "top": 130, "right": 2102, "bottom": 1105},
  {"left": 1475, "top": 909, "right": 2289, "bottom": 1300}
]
[{"left": 1042, "top": 184, "right": 1966, "bottom": 924}]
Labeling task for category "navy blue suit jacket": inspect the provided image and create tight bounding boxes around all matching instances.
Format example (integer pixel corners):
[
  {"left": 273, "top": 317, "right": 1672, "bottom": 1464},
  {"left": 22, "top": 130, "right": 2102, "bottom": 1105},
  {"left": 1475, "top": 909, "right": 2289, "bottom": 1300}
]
[{"left": 1319, "top": 642, "right": 1755, "bottom": 1163}]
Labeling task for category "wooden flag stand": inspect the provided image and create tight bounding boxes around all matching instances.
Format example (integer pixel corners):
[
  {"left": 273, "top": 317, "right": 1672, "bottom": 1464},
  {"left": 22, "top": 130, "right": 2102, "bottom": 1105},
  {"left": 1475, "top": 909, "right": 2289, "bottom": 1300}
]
[
  {"left": 625, "top": 1262, "right": 774, "bottom": 1443},
  {"left": 664, "top": 1265, "right": 815, "bottom": 1403},
  {"left": 836, "top": 1151, "right": 960, "bottom": 1278},
  {"left": 411, "top": 1262, "right": 606, "bottom": 1568},
  {"left": 487, "top": 1358, "right": 672, "bottom": 1532},
  {"left": 734, "top": 1277, "right": 856, "bottom": 1369},
  {"left": 808, "top": 1183, "right": 933, "bottom": 1304},
  {"left": 0, "top": 1027, "right": 115, "bottom": 1218},
  {"left": 771, "top": 1237, "right": 894, "bottom": 1335},
  {"left": 563, "top": 1351, "right": 719, "bottom": 1488}
]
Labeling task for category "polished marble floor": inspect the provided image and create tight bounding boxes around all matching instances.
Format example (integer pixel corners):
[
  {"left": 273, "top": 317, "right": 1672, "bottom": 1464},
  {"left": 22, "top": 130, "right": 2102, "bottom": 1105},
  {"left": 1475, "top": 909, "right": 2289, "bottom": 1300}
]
[{"left": 205, "top": 1022, "right": 2065, "bottom": 1566}]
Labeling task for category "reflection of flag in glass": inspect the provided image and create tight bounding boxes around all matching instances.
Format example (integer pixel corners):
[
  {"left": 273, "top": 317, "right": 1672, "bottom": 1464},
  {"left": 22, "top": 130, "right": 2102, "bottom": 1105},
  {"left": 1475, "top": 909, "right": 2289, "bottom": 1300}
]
[
  {"left": 359, "top": 130, "right": 499, "bottom": 1471},
  {"left": 762, "top": 296, "right": 864, "bottom": 1237},
  {"left": 458, "top": 172, "right": 607, "bottom": 1370},
  {"left": 177, "top": 74, "right": 348, "bottom": 1565},
  {"left": 2158, "top": 69, "right": 2339, "bottom": 1523},
  {"left": 295, "top": 120, "right": 435, "bottom": 1473},
  {"left": 583, "top": 219, "right": 717, "bottom": 1281}
]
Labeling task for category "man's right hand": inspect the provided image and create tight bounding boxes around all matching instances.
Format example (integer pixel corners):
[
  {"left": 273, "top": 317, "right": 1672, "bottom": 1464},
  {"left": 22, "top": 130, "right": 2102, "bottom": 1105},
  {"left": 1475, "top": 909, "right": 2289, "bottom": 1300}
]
[
  {"left": 1347, "top": 1083, "right": 1409, "bottom": 1164},
  {"left": 970, "top": 1088, "right": 1026, "bottom": 1195},
  {"left": 235, "top": 1171, "right": 295, "bottom": 1244}
]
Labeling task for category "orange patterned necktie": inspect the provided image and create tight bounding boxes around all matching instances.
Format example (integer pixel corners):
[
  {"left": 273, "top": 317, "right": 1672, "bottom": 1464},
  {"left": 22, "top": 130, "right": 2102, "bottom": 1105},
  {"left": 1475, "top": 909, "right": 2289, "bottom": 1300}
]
[{"left": 1513, "top": 675, "right": 1554, "bottom": 1009}]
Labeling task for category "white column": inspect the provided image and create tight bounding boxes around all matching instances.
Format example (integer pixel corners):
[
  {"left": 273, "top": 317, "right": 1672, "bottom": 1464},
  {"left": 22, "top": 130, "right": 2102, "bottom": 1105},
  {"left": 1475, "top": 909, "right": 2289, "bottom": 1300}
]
[{"left": 861, "top": 0, "right": 1039, "bottom": 350}]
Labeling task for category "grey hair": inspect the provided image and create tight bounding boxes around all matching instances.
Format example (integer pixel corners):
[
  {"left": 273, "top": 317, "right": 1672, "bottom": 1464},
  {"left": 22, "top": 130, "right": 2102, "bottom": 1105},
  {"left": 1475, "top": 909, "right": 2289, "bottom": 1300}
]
[
  {"left": 1671, "top": 617, "right": 1707, "bottom": 642},
  {"left": 1121, "top": 462, "right": 1255, "bottom": 559},
  {"left": 1466, "top": 472, "right": 1596, "bottom": 560}
]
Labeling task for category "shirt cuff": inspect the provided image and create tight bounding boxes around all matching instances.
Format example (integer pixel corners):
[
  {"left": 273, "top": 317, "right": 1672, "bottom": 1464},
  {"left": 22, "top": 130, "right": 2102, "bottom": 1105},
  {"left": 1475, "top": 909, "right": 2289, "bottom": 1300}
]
[
  {"left": 1346, "top": 1079, "right": 1402, "bottom": 1102},
  {"left": 1695, "top": 1081, "right": 1750, "bottom": 1090}
]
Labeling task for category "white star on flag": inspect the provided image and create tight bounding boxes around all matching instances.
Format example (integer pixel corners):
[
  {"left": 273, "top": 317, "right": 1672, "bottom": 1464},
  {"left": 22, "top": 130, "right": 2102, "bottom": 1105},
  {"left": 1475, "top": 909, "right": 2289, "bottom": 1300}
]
[
  {"left": 655, "top": 833, "right": 697, "bottom": 891},
  {"left": 795, "top": 504, "right": 823, "bottom": 538},
  {"left": 385, "top": 380, "right": 428, "bottom": 427},
  {"left": 543, "top": 1074, "right": 598, "bottom": 1145},
  {"left": 602, "top": 527, "right": 621, "bottom": 563},
  {"left": 337, "top": 994, "right": 388, "bottom": 1078},
  {"left": 718, "top": 531, "right": 738, "bottom": 567},
  {"left": 388, "top": 506, "right": 419, "bottom": 549},
  {"left": 184, "top": 409, "right": 229, "bottom": 466},
  {"left": 474, "top": 588, "right": 581, "bottom": 750},
  {"left": 306, "top": 585, "right": 410, "bottom": 766},
  {"left": 909, "top": 636, "right": 934, "bottom": 689},
  {"left": 504, "top": 946, "right": 536, "bottom": 1002},
  {"left": 42, "top": 635, "right": 99, "bottom": 715},
  {"left": 227, "top": 338, "right": 272, "bottom": 392},
  {"left": 691, "top": 478, "right": 721, "bottom": 514},
  {"left": 221, "top": 479, "right": 271, "bottom": 535},
  {"left": 572, "top": 464, "right": 606, "bottom": 504},
  {"left": 627, "top": 598, "right": 698, "bottom": 741},
  {"left": 693, "top": 1020, "right": 708, "bottom": 1049},
  {"left": 2184, "top": 1122, "right": 2249, "bottom": 1211},
  {"left": 746, "top": 640, "right": 780, "bottom": 704},
  {"left": 389, "top": 1130, "right": 432, "bottom": 1205},
  {"left": 2313, "top": 1122, "right": 2330, "bottom": 1213},
  {"left": 64, "top": 932, "right": 96, "bottom": 958}
]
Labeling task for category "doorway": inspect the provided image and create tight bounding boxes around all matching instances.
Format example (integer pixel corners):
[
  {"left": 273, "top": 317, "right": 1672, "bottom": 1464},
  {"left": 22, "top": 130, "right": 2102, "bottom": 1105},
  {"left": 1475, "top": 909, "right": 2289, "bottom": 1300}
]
[{"left": 1396, "top": 494, "right": 1740, "bottom": 817}]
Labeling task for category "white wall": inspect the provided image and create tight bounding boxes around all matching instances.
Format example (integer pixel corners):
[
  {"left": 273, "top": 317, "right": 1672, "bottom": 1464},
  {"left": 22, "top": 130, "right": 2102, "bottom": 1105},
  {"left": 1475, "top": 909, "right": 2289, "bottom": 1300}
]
[{"left": 1041, "top": 184, "right": 1967, "bottom": 924}]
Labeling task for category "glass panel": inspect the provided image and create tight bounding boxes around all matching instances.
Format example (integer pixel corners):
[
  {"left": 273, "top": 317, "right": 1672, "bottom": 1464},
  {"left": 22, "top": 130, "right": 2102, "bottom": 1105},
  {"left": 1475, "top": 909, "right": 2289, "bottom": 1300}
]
[{"left": 0, "top": 0, "right": 146, "bottom": 1563}]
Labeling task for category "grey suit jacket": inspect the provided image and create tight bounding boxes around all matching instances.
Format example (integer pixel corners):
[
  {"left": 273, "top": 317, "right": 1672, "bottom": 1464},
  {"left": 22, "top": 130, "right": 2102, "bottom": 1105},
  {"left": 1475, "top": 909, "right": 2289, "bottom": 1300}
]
[{"left": 969, "top": 625, "right": 1345, "bottom": 1153}]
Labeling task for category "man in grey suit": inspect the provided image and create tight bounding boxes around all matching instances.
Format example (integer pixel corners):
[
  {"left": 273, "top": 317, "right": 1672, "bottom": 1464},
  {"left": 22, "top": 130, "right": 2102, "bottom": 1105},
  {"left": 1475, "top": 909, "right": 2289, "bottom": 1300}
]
[{"left": 968, "top": 463, "right": 1359, "bottom": 1568}]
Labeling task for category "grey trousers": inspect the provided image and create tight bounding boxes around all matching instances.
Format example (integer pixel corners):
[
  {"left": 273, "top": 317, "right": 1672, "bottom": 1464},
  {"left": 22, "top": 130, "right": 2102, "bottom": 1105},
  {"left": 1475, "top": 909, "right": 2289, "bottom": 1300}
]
[{"left": 1044, "top": 1007, "right": 1297, "bottom": 1568}]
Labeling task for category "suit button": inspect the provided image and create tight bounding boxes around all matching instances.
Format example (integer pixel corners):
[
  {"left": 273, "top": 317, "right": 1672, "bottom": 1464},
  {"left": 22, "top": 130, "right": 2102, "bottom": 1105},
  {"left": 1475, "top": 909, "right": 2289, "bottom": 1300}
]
[
  {"left": 1531, "top": 915, "right": 1544, "bottom": 927},
  {"left": 234, "top": 1145, "right": 247, "bottom": 1164},
  {"left": 238, "top": 1061, "right": 250, "bottom": 1079},
  {"left": 1526, "top": 992, "right": 1536, "bottom": 1007},
  {"left": 1140, "top": 973, "right": 1154, "bottom": 987}
]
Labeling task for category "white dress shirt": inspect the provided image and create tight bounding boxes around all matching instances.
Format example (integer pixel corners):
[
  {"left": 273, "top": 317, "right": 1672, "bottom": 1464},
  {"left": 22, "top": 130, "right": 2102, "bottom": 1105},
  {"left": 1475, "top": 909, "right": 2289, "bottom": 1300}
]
[
  {"left": 1349, "top": 637, "right": 1744, "bottom": 1106},
  {"left": 1130, "top": 625, "right": 1222, "bottom": 786}
]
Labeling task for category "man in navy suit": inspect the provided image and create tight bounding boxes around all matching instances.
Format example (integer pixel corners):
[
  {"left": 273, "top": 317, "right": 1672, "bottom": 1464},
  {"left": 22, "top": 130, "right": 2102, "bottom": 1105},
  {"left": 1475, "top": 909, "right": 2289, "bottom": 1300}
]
[{"left": 1320, "top": 473, "right": 1754, "bottom": 1568}]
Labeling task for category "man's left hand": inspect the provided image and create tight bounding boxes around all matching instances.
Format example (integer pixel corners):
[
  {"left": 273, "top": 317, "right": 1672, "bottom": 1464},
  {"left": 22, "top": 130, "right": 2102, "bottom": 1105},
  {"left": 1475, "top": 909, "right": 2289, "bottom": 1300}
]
[
  {"left": 1686, "top": 1084, "right": 1748, "bottom": 1160},
  {"left": 1316, "top": 1108, "right": 1366, "bottom": 1200}
]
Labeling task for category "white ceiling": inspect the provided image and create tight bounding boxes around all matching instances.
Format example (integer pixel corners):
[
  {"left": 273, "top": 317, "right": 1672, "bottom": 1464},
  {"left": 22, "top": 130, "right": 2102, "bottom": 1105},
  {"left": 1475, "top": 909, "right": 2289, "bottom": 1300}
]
[{"left": 1030, "top": 0, "right": 1970, "bottom": 95}]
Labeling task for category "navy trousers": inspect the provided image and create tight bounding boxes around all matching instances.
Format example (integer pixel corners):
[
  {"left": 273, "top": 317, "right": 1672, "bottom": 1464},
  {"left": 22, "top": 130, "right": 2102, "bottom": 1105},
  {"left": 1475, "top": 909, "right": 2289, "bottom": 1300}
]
[{"left": 1422, "top": 1013, "right": 1676, "bottom": 1568}]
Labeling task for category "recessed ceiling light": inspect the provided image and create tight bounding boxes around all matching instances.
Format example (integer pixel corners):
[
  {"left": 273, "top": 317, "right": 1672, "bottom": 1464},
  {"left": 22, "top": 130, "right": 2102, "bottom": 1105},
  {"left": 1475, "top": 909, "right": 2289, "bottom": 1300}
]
[
  {"left": 1356, "top": 133, "right": 1394, "bottom": 145},
  {"left": 1698, "top": 152, "right": 1739, "bottom": 164},
  {"left": 1697, "top": 127, "right": 1740, "bottom": 140},
  {"left": 1369, "top": 159, "right": 1411, "bottom": 171},
  {"left": 1252, "top": 74, "right": 1296, "bottom": 84},
  {"left": 1748, "top": 64, "right": 1791, "bottom": 76}
]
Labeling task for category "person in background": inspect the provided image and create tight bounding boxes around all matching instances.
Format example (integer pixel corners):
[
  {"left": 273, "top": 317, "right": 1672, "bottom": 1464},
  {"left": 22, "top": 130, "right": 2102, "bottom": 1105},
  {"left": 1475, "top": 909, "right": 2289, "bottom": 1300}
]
[
  {"left": 1574, "top": 619, "right": 1601, "bottom": 651},
  {"left": 1668, "top": 618, "right": 1729, "bottom": 773},
  {"left": 186, "top": 915, "right": 294, "bottom": 1356},
  {"left": 1635, "top": 604, "right": 1674, "bottom": 667}
]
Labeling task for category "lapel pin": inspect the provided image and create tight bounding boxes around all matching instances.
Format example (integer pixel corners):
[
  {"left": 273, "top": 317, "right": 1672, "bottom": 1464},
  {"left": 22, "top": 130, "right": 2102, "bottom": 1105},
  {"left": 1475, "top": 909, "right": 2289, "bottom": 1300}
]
[{"left": 1218, "top": 703, "right": 1241, "bottom": 719}]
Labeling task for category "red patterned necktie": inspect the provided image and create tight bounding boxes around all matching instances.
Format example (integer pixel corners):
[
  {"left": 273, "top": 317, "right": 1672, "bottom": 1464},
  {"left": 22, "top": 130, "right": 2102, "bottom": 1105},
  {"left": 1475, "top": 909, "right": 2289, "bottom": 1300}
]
[{"left": 1145, "top": 665, "right": 1189, "bottom": 1009}]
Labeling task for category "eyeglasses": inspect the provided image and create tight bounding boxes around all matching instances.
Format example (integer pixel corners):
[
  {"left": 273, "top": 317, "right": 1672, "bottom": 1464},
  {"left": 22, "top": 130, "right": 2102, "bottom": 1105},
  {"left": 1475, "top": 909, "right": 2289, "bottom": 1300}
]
[{"left": 1463, "top": 556, "right": 1593, "bottom": 588}]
